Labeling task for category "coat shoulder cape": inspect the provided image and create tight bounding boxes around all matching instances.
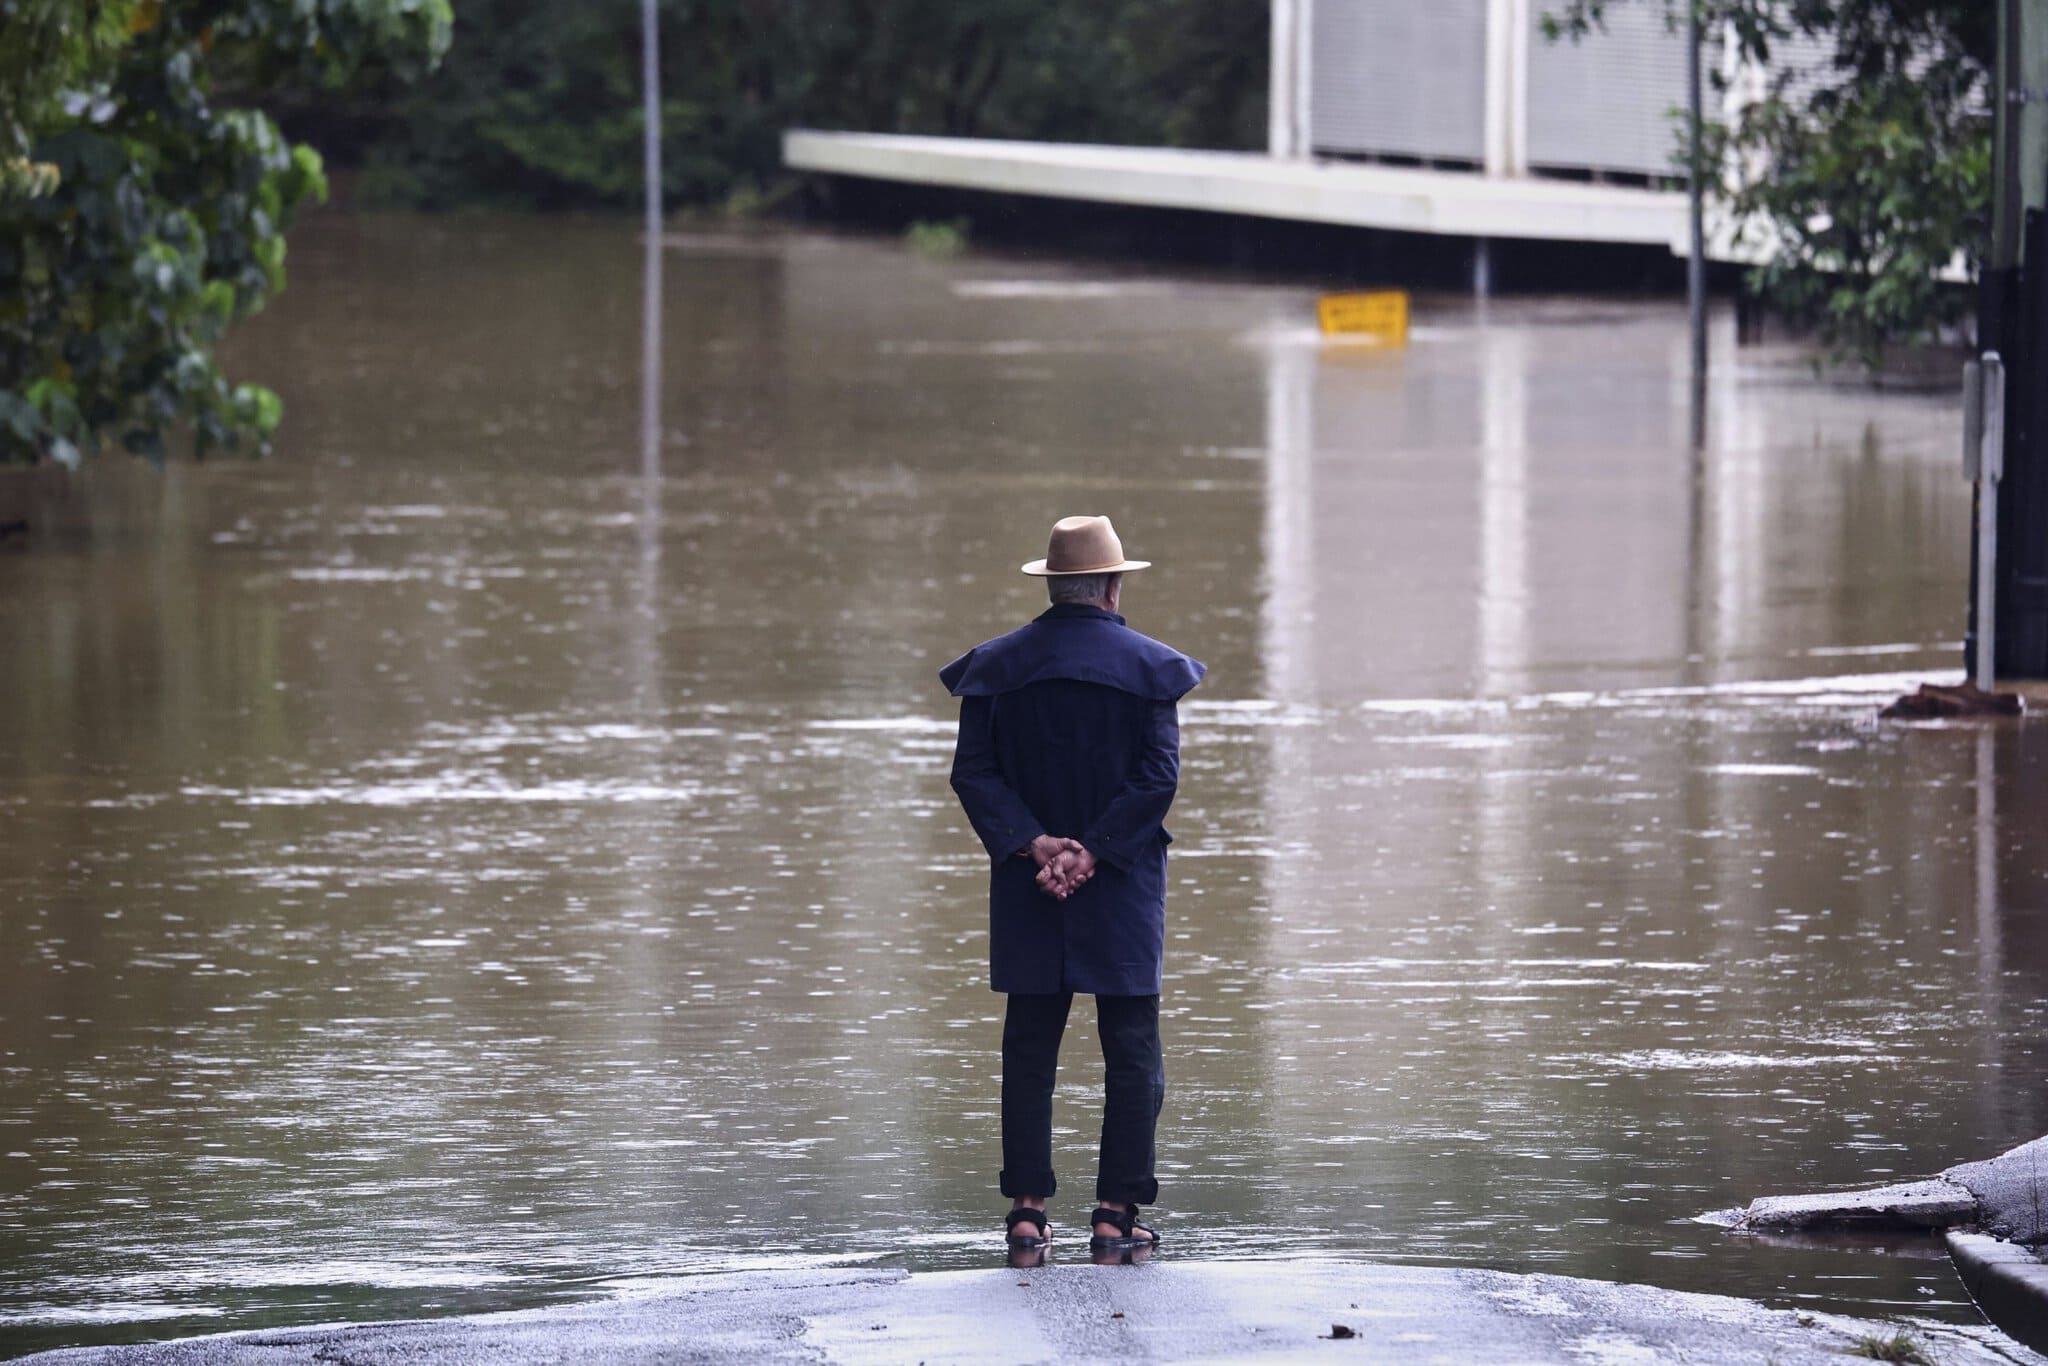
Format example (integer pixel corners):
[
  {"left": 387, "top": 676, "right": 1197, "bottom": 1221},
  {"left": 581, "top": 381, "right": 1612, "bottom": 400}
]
[{"left": 939, "top": 613, "right": 1206, "bottom": 702}]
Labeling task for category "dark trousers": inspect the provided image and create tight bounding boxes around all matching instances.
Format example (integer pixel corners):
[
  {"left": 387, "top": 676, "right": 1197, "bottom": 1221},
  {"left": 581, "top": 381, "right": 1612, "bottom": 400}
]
[{"left": 999, "top": 992, "right": 1164, "bottom": 1205}]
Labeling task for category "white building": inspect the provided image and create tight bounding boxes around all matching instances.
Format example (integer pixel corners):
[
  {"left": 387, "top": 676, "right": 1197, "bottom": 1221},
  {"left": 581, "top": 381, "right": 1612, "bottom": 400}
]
[
  {"left": 785, "top": 0, "right": 1752, "bottom": 283},
  {"left": 1277, "top": 0, "right": 1705, "bottom": 181}
]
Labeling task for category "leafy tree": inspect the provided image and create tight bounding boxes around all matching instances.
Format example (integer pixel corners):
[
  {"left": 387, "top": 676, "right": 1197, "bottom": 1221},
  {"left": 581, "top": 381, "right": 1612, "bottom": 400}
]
[
  {"left": 321, "top": 0, "right": 1266, "bottom": 211},
  {"left": 0, "top": 2, "right": 137, "bottom": 199},
  {"left": 0, "top": 0, "right": 451, "bottom": 466},
  {"left": 1547, "top": 0, "right": 1991, "bottom": 365}
]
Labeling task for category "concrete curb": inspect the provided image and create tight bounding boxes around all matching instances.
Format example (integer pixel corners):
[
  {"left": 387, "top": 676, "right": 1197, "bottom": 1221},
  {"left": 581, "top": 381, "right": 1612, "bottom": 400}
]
[
  {"left": 1948, "top": 1232, "right": 2048, "bottom": 1358},
  {"left": 1726, "top": 1178, "right": 1979, "bottom": 1233},
  {"left": 1710, "top": 1133, "right": 2048, "bottom": 1239},
  {"left": 1947, "top": 1136, "right": 2048, "bottom": 1245}
]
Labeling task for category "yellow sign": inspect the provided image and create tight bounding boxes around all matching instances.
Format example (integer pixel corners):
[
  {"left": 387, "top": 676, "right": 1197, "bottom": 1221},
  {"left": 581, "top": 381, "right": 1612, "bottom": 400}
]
[{"left": 1317, "top": 290, "right": 1410, "bottom": 344}]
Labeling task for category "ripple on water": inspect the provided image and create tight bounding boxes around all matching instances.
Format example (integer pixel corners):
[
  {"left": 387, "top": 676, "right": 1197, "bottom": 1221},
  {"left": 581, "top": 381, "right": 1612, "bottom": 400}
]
[{"left": 1568, "top": 1051, "right": 1900, "bottom": 1073}]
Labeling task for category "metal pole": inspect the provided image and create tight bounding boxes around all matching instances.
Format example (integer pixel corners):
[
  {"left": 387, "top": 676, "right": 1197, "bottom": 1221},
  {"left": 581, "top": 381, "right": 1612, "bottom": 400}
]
[
  {"left": 1269, "top": 0, "right": 1307, "bottom": 158},
  {"left": 640, "top": 0, "right": 662, "bottom": 485},
  {"left": 642, "top": 0, "right": 662, "bottom": 254},
  {"left": 1977, "top": 0, "right": 2048, "bottom": 678},
  {"left": 2021, "top": 0, "right": 2048, "bottom": 236},
  {"left": 1992, "top": 1, "right": 2024, "bottom": 273},
  {"left": 1977, "top": 355, "right": 2007, "bottom": 690},
  {"left": 1979, "top": 475, "right": 2002, "bottom": 691},
  {"left": 1686, "top": 3, "right": 1708, "bottom": 401}
]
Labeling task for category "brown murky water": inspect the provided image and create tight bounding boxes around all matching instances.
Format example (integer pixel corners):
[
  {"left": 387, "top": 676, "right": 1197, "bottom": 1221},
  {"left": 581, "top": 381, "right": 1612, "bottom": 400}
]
[{"left": 2, "top": 214, "right": 2045, "bottom": 1355}]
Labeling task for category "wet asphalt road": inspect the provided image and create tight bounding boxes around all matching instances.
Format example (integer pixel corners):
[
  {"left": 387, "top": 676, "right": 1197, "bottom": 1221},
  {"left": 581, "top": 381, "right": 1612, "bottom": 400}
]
[{"left": 18, "top": 1259, "right": 2042, "bottom": 1365}]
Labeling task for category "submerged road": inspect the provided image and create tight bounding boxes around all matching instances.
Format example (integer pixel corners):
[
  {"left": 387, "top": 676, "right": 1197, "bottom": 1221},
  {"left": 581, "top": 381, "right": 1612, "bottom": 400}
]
[
  {"left": 22, "top": 1259, "right": 2043, "bottom": 1365},
  {"left": 8, "top": 217, "right": 2046, "bottom": 1340}
]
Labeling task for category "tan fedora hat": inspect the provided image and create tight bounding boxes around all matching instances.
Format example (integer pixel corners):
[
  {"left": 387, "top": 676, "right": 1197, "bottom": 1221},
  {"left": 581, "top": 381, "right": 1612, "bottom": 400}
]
[{"left": 1021, "top": 515, "right": 1152, "bottom": 577}]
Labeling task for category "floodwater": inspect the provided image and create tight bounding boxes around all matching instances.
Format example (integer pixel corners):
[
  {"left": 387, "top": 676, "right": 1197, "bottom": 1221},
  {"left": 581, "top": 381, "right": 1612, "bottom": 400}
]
[{"left": 2, "top": 213, "right": 2044, "bottom": 1356}]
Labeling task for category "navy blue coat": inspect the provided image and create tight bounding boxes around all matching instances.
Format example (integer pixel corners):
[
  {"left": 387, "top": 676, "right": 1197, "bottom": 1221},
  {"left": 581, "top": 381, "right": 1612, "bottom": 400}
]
[{"left": 942, "top": 604, "right": 1206, "bottom": 997}]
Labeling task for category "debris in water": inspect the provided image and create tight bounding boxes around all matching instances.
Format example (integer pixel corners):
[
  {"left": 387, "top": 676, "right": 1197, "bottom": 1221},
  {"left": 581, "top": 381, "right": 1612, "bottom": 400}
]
[{"left": 1879, "top": 681, "right": 2021, "bottom": 720}]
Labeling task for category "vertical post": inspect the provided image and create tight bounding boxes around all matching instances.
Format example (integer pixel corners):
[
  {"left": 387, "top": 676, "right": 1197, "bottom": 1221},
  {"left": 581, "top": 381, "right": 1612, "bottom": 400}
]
[
  {"left": 1270, "top": 0, "right": 1312, "bottom": 158},
  {"left": 1685, "top": 1, "right": 1708, "bottom": 425},
  {"left": 1507, "top": 0, "right": 1531, "bottom": 177},
  {"left": 2021, "top": 1, "right": 2048, "bottom": 225},
  {"left": 1978, "top": 356, "right": 2006, "bottom": 691},
  {"left": 1980, "top": 0, "right": 2048, "bottom": 678},
  {"left": 1484, "top": 0, "right": 1517, "bottom": 177},
  {"left": 1992, "top": 1, "right": 2024, "bottom": 272},
  {"left": 640, "top": 0, "right": 663, "bottom": 486},
  {"left": 642, "top": 0, "right": 662, "bottom": 249},
  {"left": 1268, "top": 0, "right": 1294, "bottom": 157}
]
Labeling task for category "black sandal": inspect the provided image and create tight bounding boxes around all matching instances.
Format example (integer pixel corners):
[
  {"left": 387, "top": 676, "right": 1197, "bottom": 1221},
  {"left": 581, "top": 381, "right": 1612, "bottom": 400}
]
[
  {"left": 1087, "top": 1205, "right": 1160, "bottom": 1250},
  {"left": 1005, "top": 1207, "right": 1050, "bottom": 1249}
]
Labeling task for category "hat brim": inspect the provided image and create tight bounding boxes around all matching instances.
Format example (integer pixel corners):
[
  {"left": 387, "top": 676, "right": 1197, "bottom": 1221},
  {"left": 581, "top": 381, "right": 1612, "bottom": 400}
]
[{"left": 1020, "top": 559, "right": 1151, "bottom": 577}]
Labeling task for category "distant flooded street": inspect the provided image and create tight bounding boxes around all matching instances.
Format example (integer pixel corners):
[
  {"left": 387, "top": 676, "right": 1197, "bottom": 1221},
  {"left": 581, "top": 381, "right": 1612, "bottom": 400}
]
[{"left": 2, "top": 214, "right": 2044, "bottom": 1355}]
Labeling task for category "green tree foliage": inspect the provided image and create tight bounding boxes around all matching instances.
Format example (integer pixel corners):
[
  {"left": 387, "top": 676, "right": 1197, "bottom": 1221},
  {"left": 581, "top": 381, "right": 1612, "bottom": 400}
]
[
  {"left": 0, "top": 0, "right": 451, "bottom": 466},
  {"left": 1547, "top": 0, "right": 1990, "bottom": 364},
  {"left": 0, "top": 2, "right": 136, "bottom": 198},
  {"left": 323, "top": 0, "right": 1268, "bottom": 210}
]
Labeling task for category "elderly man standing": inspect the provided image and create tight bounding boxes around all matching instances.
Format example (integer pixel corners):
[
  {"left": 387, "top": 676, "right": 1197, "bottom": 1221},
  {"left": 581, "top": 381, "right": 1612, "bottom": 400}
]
[{"left": 941, "top": 515, "right": 1206, "bottom": 1254}]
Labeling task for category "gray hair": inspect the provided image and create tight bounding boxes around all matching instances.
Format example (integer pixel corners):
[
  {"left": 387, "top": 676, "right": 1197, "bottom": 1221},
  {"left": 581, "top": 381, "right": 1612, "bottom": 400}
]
[{"left": 1047, "top": 572, "right": 1118, "bottom": 605}]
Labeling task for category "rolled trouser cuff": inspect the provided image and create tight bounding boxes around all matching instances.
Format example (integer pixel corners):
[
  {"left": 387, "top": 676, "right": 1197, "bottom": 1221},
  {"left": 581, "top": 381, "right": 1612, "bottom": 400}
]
[
  {"left": 1095, "top": 1176, "right": 1158, "bottom": 1205},
  {"left": 1001, "top": 1168, "right": 1058, "bottom": 1198}
]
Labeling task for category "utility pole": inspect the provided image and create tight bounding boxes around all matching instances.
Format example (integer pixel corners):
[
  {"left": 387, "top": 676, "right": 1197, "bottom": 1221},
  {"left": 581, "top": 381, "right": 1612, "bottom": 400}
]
[
  {"left": 641, "top": 0, "right": 663, "bottom": 486},
  {"left": 1685, "top": 0, "right": 1708, "bottom": 447},
  {"left": 1973, "top": 0, "right": 2048, "bottom": 679}
]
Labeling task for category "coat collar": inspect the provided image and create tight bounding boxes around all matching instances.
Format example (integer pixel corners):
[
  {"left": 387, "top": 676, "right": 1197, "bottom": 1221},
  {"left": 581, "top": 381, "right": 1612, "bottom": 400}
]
[
  {"left": 940, "top": 602, "right": 1204, "bottom": 700},
  {"left": 1034, "top": 603, "right": 1126, "bottom": 627}
]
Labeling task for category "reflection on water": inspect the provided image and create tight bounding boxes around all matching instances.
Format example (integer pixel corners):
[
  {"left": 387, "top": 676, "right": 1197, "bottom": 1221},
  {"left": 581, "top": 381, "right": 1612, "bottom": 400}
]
[{"left": 1, "top": 215, "right": 2044, "bottom": 1355}]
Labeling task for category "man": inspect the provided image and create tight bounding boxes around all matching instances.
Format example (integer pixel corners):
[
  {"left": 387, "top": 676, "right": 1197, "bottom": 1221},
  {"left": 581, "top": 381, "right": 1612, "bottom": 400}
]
[{"left": 941, "top": 514, "right": 1206, "bottom": 1254}]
